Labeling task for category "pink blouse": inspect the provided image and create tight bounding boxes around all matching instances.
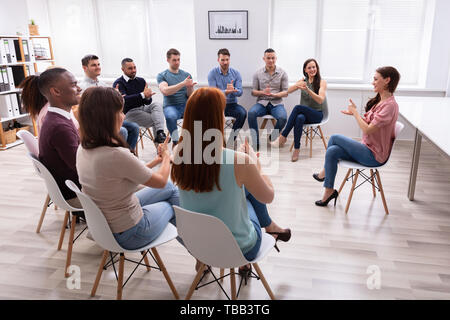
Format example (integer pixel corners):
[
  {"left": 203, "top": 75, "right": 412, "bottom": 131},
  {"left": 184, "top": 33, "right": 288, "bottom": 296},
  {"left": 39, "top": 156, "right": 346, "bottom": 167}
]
[{"left": 361, "top": 96, "right": 399, "bottom": 164}]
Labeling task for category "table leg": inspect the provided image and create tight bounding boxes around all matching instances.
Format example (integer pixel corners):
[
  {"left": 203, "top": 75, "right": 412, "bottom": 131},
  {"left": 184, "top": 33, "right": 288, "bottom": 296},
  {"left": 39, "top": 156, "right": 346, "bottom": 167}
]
[{"left": 408, "top": 129, "right": 422, "bottom": 201}]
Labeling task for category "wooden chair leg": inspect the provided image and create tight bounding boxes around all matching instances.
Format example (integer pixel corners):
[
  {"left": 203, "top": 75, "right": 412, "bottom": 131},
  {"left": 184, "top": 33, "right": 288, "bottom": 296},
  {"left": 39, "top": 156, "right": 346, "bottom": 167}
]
[
  {"left": 147, "top": 128, "right": 154, "bottom": 141},
  {"left": 36, "top": 194, "right": 50, "bottom": 233},
  {"left": 253, "top": 262, "right": 275, "bottom": 300},
  {"left": 309, "top": 128, "right": 313, "bottom": 158},
  {"left": 338, "top": 169, "right": 352, "bottom": 194},
  {"left": 260, "top": 119, "right": 268, "bottom": 130},
  {"left": 220, "top": 268, "right": 224, "bottom": 283},
  {"left": 151, "top": 248, "right": 179, "bottom": 299},
  {"left": 185, "top": 263, "right": 206, "bottom": 300},
  {"left": 345, "top": 170, "right": 359, "bottom": 214},
  {"left": 117, "top": 253, "right": 125, "bottom": 300},
  {"left": 305, "top": 129, "right": 308, "bottom": 146},
  {"left": 140, "top": 130, "right": 144, "bottom": 149},
  {"left": 370, "top": 169, "right": 376, "bottom": 197},
  {"left": 141, "top": 251, "right": 151, "bottom": 272},
  {"left": 230, "top": 268, "right": 236, "bottom": 300},
  {"left": 289, "top": 141, "right": 294, "bottom": 152},
  {"left": 270, "top": 119, "right": 276, "bottom": 127},
  {"left": 57, "top": 211, "right": 70, "bottom": 250},
  {"left": 65, "top": 213, "right": 77, "bottom": 278},
  {"left": 318, "top": 126, "right": 327, "bottom": 149},
  {"left": 91, "top": 250, "right": 109, "bottom": 297},
  {"left": 375, "top": 170, "right": 389, "bottom": 215}
]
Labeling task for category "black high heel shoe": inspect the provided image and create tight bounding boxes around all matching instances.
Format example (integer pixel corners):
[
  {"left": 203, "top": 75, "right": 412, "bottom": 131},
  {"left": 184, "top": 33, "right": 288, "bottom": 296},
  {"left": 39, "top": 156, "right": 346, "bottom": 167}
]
[
  {"left": 313, "top": 173, "right": 325, "bottom": 182},
  {"left": 315, "top": 189, "right": 339, "bottom": 207},
  {"left": 267, "top": 228, "right": 291, "bottom": 252}
]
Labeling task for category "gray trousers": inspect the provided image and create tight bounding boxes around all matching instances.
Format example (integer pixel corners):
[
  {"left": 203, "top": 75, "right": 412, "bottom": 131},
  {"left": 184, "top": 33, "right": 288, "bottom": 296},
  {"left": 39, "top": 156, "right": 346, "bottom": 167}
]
[{"left": 125, "top": 101, "right": 165, "bottom": 135}]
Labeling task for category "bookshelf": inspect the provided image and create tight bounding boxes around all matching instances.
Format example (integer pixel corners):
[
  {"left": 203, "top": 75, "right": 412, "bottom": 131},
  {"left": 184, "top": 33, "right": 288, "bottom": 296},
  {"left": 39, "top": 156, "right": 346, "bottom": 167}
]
[{"left": 0, "top": 35, "right": 55, "bottom": 150}]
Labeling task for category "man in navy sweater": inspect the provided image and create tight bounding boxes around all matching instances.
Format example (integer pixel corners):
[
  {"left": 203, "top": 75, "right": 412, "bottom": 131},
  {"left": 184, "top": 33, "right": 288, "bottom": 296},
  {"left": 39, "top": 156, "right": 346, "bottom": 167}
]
[
  {"left": 113, "top": 58, "right": 166, "bottom": 143},
  {"left": 38, "top": 68, "right": 82, "bottom": 208}
]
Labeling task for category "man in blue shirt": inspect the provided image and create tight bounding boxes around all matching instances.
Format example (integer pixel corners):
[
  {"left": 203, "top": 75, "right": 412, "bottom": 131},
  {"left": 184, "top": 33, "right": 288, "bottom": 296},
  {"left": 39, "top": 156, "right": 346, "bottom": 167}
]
[
  {"left": 157, "top": 48, "right": 196, "bottom": 145},
  {"left": 207, "top": 48, "right": 247, "bottom": 146}
]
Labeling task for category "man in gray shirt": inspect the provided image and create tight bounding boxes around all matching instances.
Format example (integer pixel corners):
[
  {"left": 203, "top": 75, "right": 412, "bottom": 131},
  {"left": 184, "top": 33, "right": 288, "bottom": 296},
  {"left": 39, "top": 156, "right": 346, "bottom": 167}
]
[{"left": 248, "top": 48, "right": 288, "bottom": 150}]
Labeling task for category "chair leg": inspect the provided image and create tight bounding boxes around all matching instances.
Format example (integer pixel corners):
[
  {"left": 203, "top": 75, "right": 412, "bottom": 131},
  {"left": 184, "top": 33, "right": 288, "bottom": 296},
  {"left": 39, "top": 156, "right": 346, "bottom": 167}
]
[
  {"left": 230, "top": 268, "right": 236, "bottom": 300},
  {"left": 375, "top": 170, "right": 389, "bottom": 215},
  {"left": 370, "top": 169, "right": 376, "bottom": 197},
  {"left": 147, "top": 128, "right": 154, "bottom": 141},
  {"left": 270, "top": 119, "right": 276, "bottom": 127},
  {"left": 253, "top": 262, "right": 275, "bottom": 300},
  {"left": 185, "top": 263, "right": 206, "bottom": 300},
  {"left": 260, "top": 119, "right": 268, "bottom": 130},
  {"left": 289, "top": 141, "right": 294, "bottom": 152},
  {"left": 141, "top": 251, "right": 151, "bottom": 272},
  {"left": 135, "top": 144, "right": 139, "bottom": 157},
  {"left": 57, "top": 211, "right": 70, "bottom": 251},
  {"left": 345, "top": 170, "right": 359, "bottom": 214},
  {"left": 305, "top": 129, "right": 308, "bottom": 146},
  {"left": 117, "top": 253, "right": 125, "bottom": 300},
  {"left": 151, "top": 248, "right": 179, "bottom": 300},
  {"left": 220, "top": 268, "right": 224, "bottom": 283},
  {"left": 91, "top": 250, "right": 109, "bottom": 297},
  {"left": 309, "top": 128, "right": 313, "bottom": 158},
  {"left": 36, "top": 194, "right": 50, "bottom": 233},
  {"left": 318, "top": 126, "right": 327, "bottom": 149},
  {"left": 65, "top": 213, "right": 77, "bottom": 278},
  {"left": 339, "top": 169, "right": 352, "bottom": 194},
  {"left": 140, "top": 130, "right": 144, "bottom": 149}
]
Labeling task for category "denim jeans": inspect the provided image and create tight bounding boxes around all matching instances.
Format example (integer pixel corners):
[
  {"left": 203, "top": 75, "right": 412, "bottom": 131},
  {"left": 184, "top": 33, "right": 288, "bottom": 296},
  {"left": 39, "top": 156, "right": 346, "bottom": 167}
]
[
  {"left": 163, "top": 104, "right": 186, "bottom": 143},
  {"left": 323, "top": 134, "right": 382, "bottom": 189},
  {"left": 243, "top": 189, "right": 272, "bottom": 261},
  {"left": 282, "top": 105, "right": 323, "bottom": 149},
  {"left": 122, "top": 120, "right": 140, "bottom": 150},
  {"left": 248, "top": 102, "right": 287, "bottom": 149},
  {"left": 113, "top": 181, "right": 179, "bottom": 250}
]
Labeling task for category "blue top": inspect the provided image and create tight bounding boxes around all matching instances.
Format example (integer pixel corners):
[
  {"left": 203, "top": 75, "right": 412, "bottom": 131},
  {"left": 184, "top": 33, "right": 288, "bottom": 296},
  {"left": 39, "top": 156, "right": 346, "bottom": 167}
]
[
  {"left": 179, "top": 148, "right": 257, "bottom": 254},
  {"left": 207, "top": 67, "right": 243, "bottom": 104},
  {"left": 157, "top": 69, "right": 191, "bottom": 107}
]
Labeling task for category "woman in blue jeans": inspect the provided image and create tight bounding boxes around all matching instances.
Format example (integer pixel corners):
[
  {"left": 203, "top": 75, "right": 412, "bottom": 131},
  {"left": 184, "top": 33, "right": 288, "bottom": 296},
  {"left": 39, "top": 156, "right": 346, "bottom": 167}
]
[
  {"left": 272, "top": 59, "right": 328, "bottom": 162},
  {"left": 76, "top": 86, "right": 179, "bottom": 251}
]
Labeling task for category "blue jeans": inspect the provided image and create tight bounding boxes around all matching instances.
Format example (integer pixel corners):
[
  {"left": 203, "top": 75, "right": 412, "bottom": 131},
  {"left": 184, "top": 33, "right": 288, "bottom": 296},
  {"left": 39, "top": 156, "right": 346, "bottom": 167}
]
[
  {"left": 323, "top": 134, "right": 382, "bottom": 189},
  {"left": 113, "top": 181, "right": 180, "bottom": 250},
  {"left": 225, "top": 103, "right": 247, "bottom": 141},
  {"left": 282, "top": 105, "right": 323, "bottom": 149},
  {"left": 163, "top": 104, "right": 186, "bottom": 143},
  {"left": 243, "top": 189, "right": 272, "bottom": 261},
  {"left": 122, "top": 120, "right": 140, "bottom": 150},
  {"left": 248, "top": 102, "right": 287, "bottom": 149}
]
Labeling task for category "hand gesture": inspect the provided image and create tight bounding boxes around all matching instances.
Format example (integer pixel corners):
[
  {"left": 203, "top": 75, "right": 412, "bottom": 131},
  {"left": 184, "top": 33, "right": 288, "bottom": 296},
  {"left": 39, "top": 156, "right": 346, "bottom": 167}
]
[
  {"left": 184, "top": 75, "right": 197, "bottom": 88},
  {"left": 143, "top": 82, "right": 155, "bottom": 99},
  {"left": 239, "top": 137, "right": 259, "bottom": 161},
  {"left": 341, "top": 98, "right": 357, "bottom": 115},
  {"left": 296, "top": 78, "right": 307, "bottom": 90},
  {"left": 115, "top": 84, "right": 126, "bottom": 97},
  {"left": 158, "top": 135, "right": 171, "bottom": 159},
  {"left": 225, "top": 80, "right": 238, "bottom": 95},
  {"left": 263, "top": 84, "right": 272, "bottom": 96}
]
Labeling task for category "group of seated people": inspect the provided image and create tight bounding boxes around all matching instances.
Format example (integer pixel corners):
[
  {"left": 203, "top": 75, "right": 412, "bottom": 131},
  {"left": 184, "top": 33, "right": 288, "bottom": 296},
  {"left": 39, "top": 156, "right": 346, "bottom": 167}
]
[{"left": 18, "top": 46, "right": 401, "bottom": 281}]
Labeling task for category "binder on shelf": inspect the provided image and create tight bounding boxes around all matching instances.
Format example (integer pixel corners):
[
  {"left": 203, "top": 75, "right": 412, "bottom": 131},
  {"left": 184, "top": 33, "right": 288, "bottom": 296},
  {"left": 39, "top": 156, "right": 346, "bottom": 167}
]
[
  {"left": 0, "top": 94, "right": 14, "bottom": 118},
  {"left": 0, "top": 67, "right": 7, "bottom": 92},
  {"left": 25, "top": 64, "right": 35, "bottom": 76},
  {"left": 1, "top": 67, "right": 10, "bottom": 91},
  {"left": 6, "top": 67, "right": 15, "bottom": 91},
  {"left": 8, "top": 38, "right": 17, "bottom": 63},
  {"left": 10, "top": 94, "right": 20, "bottom": 116},
  {"left": 22, "top": 39, "right": 35, "bottom": 62},
  {"left": 0, "top": 38, "right": 7, "bottom": 64},
  {"left": 11, "top": 66, "right": 25, "bottom": 87},
  {"left": 3, "top": 39, "right": 17, "bottom": 64}
]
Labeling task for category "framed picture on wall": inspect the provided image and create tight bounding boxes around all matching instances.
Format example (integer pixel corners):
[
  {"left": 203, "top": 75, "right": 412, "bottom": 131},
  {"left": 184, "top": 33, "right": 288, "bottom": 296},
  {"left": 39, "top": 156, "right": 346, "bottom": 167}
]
[{"left": 208, "top": 10, "right": 248, "bottom": 40}]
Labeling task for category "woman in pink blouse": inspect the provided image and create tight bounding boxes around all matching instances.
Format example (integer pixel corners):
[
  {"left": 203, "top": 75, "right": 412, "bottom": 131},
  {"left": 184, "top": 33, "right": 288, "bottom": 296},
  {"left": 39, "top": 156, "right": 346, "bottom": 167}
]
[{"left": 313, "top": 66, "right": 400, "bottom": 206}]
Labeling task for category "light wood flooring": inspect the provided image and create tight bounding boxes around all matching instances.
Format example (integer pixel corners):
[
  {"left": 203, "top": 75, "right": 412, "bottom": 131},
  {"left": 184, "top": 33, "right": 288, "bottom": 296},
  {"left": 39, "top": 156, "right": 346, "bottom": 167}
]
[{"left": 0, "top": 134, "right": 449, "bottom": 300}]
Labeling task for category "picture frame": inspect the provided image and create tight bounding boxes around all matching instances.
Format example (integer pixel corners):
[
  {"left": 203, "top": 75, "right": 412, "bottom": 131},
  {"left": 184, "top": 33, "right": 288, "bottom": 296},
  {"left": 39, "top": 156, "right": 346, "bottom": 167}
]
[{"left": 208, "top": 10, "right": 248, "bottom": 40}]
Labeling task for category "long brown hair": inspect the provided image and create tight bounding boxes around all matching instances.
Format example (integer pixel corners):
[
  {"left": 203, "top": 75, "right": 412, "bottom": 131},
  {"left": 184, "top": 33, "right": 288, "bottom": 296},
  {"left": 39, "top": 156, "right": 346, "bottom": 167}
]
[
  {"left": 302, "top": 58, "right": 321, "bottom": 94},
  {"left": 78, "top": 86, "right": 128, "bottom": 149},
  {"left": 366, "top": 66, "right": 401, "bottom": 112},
  {"left": 18, "top": 75, "right": 48, "bottom": 119},
  {"left": 171, "top": 87, "right": 226, "bottom": 192}
]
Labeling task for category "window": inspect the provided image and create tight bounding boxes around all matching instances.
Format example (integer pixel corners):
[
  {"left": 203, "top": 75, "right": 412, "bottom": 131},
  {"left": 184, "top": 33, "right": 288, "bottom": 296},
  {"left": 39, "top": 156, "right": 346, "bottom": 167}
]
[
  {"left": 271, "top": 0, "right": 433, "bottom": 84},
  {"left": 46, "top": 0, "right": 196, "bottom": 79}
]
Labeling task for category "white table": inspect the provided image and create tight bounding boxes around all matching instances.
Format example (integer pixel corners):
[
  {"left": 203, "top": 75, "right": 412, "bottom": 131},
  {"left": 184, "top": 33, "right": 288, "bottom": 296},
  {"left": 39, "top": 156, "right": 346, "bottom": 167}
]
[{"left": 396, "top": 96, "right": 450, "bottom": 200}]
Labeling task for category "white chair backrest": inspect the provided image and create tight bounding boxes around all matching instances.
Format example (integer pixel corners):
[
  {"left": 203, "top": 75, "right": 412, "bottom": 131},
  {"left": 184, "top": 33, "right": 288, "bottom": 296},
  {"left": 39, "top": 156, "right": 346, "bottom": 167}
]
[
  {"left": 65, "top": 180, "right": 123, "bottom": 253},
  {"left": 173, "top": 206, "right": 248, "bottom": 268},
  {"left": 321, "top": 101, "right": 329, "bottom": 123},
  {"left": 394, "top": 121, "right": 404, "bottom": 139},
  {"left": 28, "top": 154, "right": 78, "bottom": 211},
  {"left": 16, "top": 130, "right": 39, "bottom": 157}
]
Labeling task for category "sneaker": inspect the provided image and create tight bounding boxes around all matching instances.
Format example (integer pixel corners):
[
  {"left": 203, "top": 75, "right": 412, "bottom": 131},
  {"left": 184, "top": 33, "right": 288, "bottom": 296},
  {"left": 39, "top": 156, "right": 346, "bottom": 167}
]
[{"left": 155, "top": 131, "right": 170, "bottom": 144}]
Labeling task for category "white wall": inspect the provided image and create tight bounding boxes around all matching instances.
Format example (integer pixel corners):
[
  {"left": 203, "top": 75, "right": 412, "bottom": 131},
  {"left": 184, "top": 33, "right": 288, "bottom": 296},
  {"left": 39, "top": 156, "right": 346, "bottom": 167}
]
[{"left": 0, "top": 0, "right": 29, "bottom": 35}]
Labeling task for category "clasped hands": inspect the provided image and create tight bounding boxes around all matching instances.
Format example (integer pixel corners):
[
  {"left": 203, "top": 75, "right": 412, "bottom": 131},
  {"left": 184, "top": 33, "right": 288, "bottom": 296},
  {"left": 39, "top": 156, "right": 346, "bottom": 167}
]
[{"left": 225, "top": 80, "right": 238, "bottom": 95}]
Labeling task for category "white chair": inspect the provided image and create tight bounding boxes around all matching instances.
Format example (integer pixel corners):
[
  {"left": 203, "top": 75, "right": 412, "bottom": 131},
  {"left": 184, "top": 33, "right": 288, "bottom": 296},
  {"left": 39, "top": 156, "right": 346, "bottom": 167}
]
[
  {"left": 260, "top": 114, "right": 277, "bottom": 131},
  {"left": 28, "top": 155, "right": 86, "bottom": 278},
  {"left": 173, "top": 205, "right": 276, "bottom": 300},
  {"left": 16, "top": 130, "right": 57, "bottom": 233},
  {"left": 65, "top": 180, "right": 179, "bottom": 300},
  {"left": 289, "top": 103, "right": 329, "bottom": 157},
  {"left": 338, "top": 121, "right": 404, "bottom": 214}
]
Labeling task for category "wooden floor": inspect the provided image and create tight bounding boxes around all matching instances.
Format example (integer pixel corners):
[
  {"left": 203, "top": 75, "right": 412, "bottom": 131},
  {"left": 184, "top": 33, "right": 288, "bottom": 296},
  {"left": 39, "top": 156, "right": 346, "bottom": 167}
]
[{"left": 0, "top": 134, "right": 450, "bottom": 300}]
